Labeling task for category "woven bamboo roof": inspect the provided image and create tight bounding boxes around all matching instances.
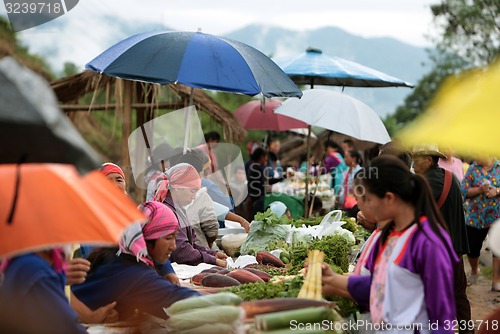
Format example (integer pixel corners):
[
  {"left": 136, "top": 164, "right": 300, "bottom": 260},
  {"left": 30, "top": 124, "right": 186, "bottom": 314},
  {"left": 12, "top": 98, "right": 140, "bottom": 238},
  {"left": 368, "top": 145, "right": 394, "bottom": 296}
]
[{"left": 50, "top": 71, "right": 247, "bottom": 143}]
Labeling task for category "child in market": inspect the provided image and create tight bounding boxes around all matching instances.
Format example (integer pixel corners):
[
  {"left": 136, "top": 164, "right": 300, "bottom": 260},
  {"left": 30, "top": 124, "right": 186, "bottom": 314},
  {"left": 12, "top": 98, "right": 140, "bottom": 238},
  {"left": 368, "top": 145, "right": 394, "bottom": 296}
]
[{"left": 319, "top": 155, "right": 457, "bottom": 334}]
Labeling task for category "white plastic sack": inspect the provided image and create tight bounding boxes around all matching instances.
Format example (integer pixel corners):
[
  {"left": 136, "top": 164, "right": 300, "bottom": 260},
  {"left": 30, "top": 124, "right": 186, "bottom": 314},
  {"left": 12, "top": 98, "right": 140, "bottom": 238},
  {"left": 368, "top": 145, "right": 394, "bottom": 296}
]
[
  {"left": 316, "top": 210, "right": 345, "bottom": 238},
  {"left": 227, "top": 255, "right": 258, "bottom": 269}
]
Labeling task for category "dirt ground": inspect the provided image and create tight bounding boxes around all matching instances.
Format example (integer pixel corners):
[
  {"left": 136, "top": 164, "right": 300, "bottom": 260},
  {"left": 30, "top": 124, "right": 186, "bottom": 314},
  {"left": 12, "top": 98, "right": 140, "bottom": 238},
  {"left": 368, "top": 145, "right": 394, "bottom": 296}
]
[{"left": 464, "top": 249, "right": 500, "bottom": 329}]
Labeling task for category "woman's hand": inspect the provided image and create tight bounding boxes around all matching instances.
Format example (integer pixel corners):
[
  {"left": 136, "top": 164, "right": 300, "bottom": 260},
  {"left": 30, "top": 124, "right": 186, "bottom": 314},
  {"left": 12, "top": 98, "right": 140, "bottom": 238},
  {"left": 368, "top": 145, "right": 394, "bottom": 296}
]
[
  {"left": 215, "top": 259, "right": 227, "bottom": 268},
  {"left": 480, "top": 183, "right": 490, "bottom": 194},
  {"left": 239, "top": 219, "right": 250, "bottom": 233},
  {"left": 216, "top": 251, "right": 228, "bottom": 260},
  {"left": 70, "top": 293, "right": 119, "bottom": 324},
  {"left": 92, "top": 302, "right": 119, "bottom": 324},
  {"left": 165, "top": 273, "right": 181, "bottom": 286},
  {"left": 357, "top": 211, "right": 376, "bottom": 232},
  {"left": 66, "top": 258, "right": 91, "bottom": 285},
  {"left": 485, "top": 187, "right": 498, "bottom": 198}
]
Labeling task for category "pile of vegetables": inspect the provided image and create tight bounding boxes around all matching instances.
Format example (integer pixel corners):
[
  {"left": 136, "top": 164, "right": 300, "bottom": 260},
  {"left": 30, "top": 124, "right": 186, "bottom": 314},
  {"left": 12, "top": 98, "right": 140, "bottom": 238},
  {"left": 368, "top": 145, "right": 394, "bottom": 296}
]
[
  {"left": 165, "top": 293, "right": 243, "bottom": 333},
  {"left": 269, "top": 233, "right": 351, "bottom": 274},
  {"left": 239, "top": 210, "right": 290, "bottom": 255},
  {"left": 254, "top": 306, "right": 342, "bottom": 333},
  {"left": 222, "top": 276, "right": 303, "bottom": 301}
]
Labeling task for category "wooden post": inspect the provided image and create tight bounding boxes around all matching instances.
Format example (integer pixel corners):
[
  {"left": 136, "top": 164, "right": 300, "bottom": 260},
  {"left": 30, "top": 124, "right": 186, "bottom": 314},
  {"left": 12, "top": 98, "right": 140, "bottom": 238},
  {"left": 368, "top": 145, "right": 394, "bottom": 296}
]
[
  {"left": 117, "top": 79, "right": 133, "bottom": 194},
  {"left": 134, "top": 83, "right": 149, "bottom": 203}
]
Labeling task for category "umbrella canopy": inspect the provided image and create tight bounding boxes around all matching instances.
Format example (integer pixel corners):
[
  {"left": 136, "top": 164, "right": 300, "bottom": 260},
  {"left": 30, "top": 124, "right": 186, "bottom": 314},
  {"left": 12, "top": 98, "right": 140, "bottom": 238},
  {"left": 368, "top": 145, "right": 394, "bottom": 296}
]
[
  {"left": 234, "top": 99, "right": 308, "bottom": 131},
  {"left": 274, "top": 48, "right": 413, "bottom": 88},
  {"left": 0, "top": 57, "right": 102, "bottom": 174},
  {"left": 398, "top": 60, "right": 500, "bottom": 157},
  {"left": 0, "top": 164, "right": 146, "bottom": 259},
  {"left": 86, "top": 31, "right": 302, "bottom": 98},
  {"left": 275, "top": 89, "right": 390, "bottom": 144}
]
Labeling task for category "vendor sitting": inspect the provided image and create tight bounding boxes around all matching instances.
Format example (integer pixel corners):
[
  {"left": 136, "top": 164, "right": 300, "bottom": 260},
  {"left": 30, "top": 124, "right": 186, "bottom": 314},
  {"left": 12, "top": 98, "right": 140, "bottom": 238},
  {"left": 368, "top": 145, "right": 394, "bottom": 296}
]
[{"left": 71, "top": 202, "right": 200, "bottom": 320}]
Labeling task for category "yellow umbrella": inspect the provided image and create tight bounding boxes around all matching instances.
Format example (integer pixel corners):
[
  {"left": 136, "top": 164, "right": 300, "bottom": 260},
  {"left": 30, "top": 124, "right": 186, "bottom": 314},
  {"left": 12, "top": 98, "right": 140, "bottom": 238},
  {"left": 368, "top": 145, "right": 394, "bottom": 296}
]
[{"left": 398, "top": 60, "right": 500, "bottom": 157}]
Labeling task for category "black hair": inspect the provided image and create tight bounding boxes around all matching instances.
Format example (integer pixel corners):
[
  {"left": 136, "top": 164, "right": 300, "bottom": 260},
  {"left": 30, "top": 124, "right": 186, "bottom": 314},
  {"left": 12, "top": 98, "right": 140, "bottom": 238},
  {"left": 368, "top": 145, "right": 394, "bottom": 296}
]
[
  {"left": 268, "top": 151, "right": 278, "bottom": 162},
  {"left": 251, "top": 147, "right": 268, "bottom": 162},
  {"left": 347, "top": 150, "right": 363, "bottom": 166},
  {"left": 379, "top": 141, "right": 412, "bottom": 169},
  {"left": 431, "top": 155, "right": 440, "bottom": 167},
  {"left": 204, "top": 131, "right": 221, "bottom": 142},
  {"left": 360, "top": 155, "right": 453, "bottom": 253},
  {"left": 169, "top": 148, "right": 208, "bottom": 173},
  {"left": 343, "top": 139, "right": 355, "bottom": 148},
  {"left": 325, "top": 140, "right": 344, "bottom": 157}
]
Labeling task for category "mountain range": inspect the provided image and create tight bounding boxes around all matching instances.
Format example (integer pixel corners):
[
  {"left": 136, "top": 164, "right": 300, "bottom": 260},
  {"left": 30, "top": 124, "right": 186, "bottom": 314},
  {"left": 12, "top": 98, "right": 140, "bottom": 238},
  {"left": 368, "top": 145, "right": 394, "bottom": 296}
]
[{"left": 18, "top": 18, "right": 431, "bottom": 117}]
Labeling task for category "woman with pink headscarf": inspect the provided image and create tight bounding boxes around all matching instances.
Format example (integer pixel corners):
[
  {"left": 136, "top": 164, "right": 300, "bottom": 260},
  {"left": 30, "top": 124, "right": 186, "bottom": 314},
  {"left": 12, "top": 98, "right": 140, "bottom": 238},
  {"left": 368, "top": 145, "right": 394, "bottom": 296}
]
[
  {"left": 154, "top": 163, "right": 228, "bottom": 268},
  {"left": 71, "top": 202, "right": 199, "bottom": 320}
]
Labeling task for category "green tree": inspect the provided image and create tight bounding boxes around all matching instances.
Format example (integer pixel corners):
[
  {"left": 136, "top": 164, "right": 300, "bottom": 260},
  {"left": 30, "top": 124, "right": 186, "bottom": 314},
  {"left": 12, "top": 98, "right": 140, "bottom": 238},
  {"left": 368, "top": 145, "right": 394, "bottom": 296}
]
[
  {"left": 61, "top": 61, "right": 79, "bottom": 77},
  {"left": 385, "top": 52, "right": 468, "bottom": 136},
  {"left": 0, "top": 16, "right": 54, "bottom": 79},
  {"left": 431, "top": 0, "right": 500, "bottom": 65},
  {"left": 385, "top": 0, "right": 499, "bottom": 135}
]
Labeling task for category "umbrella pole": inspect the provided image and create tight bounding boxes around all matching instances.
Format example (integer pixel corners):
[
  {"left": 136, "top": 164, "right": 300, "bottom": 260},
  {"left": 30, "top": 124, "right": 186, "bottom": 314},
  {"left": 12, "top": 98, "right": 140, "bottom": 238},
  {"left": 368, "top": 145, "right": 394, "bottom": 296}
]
[
  {"left": 183, "top": 87, "right": 195, "bottom": 154},
  {"left": 304, "top": 125, "right": 311, "bottom": 218},
  {"left": 7, "top": 160, "right": 24, "bottom": 224}
]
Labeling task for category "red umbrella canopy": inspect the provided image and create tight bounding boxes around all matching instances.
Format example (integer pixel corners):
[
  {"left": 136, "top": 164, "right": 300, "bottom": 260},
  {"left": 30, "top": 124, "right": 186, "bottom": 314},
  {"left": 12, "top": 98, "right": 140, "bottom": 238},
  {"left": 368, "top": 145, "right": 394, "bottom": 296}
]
[{"left": 234, "top": 99, "right": 307, "bottom": 131}]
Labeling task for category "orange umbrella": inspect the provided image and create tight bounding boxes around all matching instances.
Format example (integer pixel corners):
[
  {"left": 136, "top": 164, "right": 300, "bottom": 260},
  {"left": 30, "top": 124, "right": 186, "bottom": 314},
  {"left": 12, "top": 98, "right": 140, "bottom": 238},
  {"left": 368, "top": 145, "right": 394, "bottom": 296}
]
[{"left": 0, "top": 164, "right": 146, "bottom": 259}]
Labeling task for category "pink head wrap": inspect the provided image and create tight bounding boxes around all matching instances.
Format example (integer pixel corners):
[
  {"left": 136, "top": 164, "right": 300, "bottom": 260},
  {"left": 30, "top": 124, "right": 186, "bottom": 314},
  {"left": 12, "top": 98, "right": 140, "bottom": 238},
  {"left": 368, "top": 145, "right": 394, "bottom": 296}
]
[
  {"left": 153, "top": 163, "right": 201, "bottom": 203},
  {"left": 100, "top": 162, "right": 125, "bottom": 179},
  {"left": 118, "top": 201, "right": 179, "bottom": 266}
]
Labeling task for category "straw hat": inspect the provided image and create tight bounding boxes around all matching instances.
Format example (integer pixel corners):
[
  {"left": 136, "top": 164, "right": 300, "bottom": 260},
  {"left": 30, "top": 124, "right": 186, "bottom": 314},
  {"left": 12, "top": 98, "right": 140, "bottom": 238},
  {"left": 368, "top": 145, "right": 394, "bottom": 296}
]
[
  {"left": 488, "top": 219, "right": 500, "bottom": 257},
  {"left": 412, "top": 144, "right": 447, "bottom": 159}
]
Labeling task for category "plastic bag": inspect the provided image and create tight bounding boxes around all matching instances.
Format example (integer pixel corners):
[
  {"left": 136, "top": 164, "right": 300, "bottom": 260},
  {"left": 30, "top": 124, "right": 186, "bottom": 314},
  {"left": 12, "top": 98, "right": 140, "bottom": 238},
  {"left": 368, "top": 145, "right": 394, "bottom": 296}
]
[
  {"left": 316, "top": 210, "right": 345, "bottom": 239},
  {"left": 226, "top": 255, "right": 258, "bottom": 269},
  {"left": 239, "top": 221, "right": 290, "bottom": 255}
]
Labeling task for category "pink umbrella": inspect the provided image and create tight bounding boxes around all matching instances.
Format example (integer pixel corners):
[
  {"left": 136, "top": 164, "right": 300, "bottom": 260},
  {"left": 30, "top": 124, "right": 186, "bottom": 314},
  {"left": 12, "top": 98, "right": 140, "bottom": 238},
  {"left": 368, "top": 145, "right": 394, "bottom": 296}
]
[{"left": 234, "top": 99, "right": 308, "bottom": 131}]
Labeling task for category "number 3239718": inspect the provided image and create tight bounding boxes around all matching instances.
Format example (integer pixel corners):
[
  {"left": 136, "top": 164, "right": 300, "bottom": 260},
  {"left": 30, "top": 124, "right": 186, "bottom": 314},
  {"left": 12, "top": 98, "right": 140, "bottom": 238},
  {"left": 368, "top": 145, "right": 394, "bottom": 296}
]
[
  {"left": 443, "top": 320, "right": 499, "bottom": 331},
  {"left": 5, "top": 2, "right": 63, "bottom": 14}
]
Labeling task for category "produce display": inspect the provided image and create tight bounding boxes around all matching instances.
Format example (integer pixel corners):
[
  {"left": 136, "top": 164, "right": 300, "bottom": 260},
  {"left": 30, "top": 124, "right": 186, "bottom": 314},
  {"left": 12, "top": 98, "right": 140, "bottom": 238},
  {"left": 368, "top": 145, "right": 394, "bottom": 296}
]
[
  {"left": 165, "top": 293, "right": 243, "bottom": 333},
  {"left": 222, "top": 276, "right": 303, "bottom": 301},
  {"left": 297, "top": 250, "right": 324, "bottom": 300},
  {"left": 254, "top": 306, "right": 340, "bottom": 332},
  {"left": 183, "top": 209, "right": 376, "bottom": 326},
  {"left": 191, "top": 266, "right": 279, "bottom": 287}
]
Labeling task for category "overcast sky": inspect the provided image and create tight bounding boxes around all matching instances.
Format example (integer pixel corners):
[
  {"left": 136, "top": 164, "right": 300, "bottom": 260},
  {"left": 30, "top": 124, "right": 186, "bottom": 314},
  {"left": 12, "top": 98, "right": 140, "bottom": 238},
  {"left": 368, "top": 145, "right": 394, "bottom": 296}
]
[{"left": 1, "top": 0, "right": 440, "bottom": 71}]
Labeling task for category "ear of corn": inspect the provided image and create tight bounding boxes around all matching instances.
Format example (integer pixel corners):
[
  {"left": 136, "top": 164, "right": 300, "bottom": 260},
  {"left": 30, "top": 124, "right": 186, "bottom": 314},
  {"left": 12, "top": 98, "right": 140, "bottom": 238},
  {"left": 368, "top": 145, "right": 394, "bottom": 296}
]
[{"left": 297, "top": 250, "right": 324, "bottom": 301}]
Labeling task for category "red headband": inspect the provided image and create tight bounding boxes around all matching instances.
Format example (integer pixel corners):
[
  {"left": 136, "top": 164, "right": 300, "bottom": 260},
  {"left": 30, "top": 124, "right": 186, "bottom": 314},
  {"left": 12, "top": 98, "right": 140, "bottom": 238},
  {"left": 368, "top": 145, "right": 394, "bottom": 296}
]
[{"left": 100, "top": 163, "right": 125, "bottom": 179}]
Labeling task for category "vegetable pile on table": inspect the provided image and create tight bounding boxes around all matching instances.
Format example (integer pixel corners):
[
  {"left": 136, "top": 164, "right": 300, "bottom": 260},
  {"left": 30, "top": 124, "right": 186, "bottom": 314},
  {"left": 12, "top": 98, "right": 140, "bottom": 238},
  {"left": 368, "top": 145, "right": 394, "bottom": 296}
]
[
  {"left": 165, "top": 293, "right": 243, "bottom": 333},
  {"left": 214, "top": 209, "right": 375, "bottom": 319}
]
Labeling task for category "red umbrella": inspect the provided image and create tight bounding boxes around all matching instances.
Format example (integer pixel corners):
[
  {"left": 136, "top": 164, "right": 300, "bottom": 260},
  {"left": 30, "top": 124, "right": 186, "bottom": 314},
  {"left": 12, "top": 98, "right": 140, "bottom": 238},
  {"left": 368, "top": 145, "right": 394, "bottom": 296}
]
[{"left": 234, "top": 99, "right": 307, "bottom": 131}]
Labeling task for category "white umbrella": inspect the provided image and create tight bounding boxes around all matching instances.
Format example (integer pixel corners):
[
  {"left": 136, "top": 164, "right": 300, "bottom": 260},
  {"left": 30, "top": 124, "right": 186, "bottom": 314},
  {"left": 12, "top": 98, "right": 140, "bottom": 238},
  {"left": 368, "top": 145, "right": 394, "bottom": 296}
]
[
  {"left": 276, "top": 89, "right": 390, "bottom": 216},
  {"left": 275, "top": 89, "right": 390, "bottom": 144}
]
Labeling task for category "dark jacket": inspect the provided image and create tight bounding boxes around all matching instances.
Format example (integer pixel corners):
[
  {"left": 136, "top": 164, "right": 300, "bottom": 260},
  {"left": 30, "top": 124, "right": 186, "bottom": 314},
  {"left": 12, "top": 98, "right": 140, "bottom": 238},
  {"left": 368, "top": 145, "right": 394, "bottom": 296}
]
[{"left": 425, "top": 165, "right": 470, "bottom": 254}]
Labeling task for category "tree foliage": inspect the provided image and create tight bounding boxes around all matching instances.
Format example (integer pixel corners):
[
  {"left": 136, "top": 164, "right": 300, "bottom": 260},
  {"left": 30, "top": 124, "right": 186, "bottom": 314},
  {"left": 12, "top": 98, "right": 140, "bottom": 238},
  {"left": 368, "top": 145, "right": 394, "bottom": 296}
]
[
  {"left": 384, "top": 53, "right": 468, "bottom": 136},
  {"left": 431, "top": 0, "right": 500, "bottom": 66},
  {"left": 385, "top": 0, "right": 500, "bottom": 135},
  {"left": 0, "top": 16, "right": 54, "bottom": 79}
]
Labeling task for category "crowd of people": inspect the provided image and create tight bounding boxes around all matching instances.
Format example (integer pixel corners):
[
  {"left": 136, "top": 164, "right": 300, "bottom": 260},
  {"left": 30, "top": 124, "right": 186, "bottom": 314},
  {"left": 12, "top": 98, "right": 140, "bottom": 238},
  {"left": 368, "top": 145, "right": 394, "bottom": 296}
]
[{"left": 1, "top": 128, "right": 499, "bottom": 333}]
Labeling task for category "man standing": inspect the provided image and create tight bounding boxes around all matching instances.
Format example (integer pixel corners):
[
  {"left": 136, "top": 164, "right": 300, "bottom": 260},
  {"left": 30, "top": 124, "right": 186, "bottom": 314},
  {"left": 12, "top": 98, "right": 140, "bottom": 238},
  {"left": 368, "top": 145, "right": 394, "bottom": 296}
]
[{"left": 412, "top": 144, "right": 471, "bottom": 334}]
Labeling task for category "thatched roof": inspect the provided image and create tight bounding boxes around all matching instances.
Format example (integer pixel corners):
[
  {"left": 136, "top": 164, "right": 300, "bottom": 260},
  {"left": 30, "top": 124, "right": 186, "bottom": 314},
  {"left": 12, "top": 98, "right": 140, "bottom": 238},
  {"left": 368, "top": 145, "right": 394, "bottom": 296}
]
[{"left": 50, "top": 71, "right": 247, "bottom": 143}]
